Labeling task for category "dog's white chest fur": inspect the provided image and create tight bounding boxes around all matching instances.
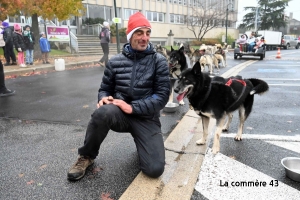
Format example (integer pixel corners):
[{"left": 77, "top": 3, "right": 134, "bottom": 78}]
[{"left": 190, "top": 105, "right": 214, "bottom": 118}]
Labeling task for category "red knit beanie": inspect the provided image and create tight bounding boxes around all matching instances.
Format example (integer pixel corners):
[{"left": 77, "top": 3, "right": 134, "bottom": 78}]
[{"left": 126, "top": 12, "right": 151, "bottom": 42}]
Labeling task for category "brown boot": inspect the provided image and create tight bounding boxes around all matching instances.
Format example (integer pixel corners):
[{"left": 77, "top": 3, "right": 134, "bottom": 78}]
[{"left": 67, "top": 155, "right": 94, "bottom": 181}]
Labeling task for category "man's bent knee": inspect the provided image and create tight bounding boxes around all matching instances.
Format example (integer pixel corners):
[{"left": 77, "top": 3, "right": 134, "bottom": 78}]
[
  {"left": 142, "top": 162, "right": 165, "bottom": 178},
  {"left": 92, "top": 104, "right": 119, "bottom": 122}
]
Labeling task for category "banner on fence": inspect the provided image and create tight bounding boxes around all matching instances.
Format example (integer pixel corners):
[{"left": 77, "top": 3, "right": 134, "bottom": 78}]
[{"left": 46, "top": 26, "right": 70, "bottom": 42}]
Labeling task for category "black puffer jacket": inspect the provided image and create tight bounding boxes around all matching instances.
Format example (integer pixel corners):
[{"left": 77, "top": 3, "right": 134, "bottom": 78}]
[
  {"left": 98, "top": 43, "right": 170, "bottom": 118},
  {"left": 13, "top": 32, "right": 26, "bottom": 52}
]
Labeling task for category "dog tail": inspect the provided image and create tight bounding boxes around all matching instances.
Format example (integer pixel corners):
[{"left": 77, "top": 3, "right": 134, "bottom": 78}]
[{"left": 248, "top": 78, "right": 269, "bottom": 95}]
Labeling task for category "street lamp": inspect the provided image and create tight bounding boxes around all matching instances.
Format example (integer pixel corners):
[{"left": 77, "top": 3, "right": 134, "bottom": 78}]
[
  {"left": 225, "top": 3, "right": 234, "bottom": 43},
  {"left": 113, "top": 0, "right": 120, "bottom": 54}
]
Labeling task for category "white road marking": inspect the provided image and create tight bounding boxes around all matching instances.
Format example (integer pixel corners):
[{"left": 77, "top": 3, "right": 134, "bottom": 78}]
[
  {"left": 222, "top": 60, "right": 257, "bottom": 78},
  {"left": 195, "top": 149, "right": 300, "bottom": 200},
  {"left": 268, "top": 84, "right": 300, "bottom": 86},
  {"left": 221, "top": 133, "right": 300, "bottom": 142},
  {"left": 263, "top": 78, "right": 300, "bottom": 81},
  {"left": 265, "top": 141, "right": 300, "bottom": 154}
]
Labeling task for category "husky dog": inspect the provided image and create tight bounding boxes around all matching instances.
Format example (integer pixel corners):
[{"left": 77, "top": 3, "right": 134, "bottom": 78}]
[
  {"left": 215, "top": 43, "right": 228, "bottom": 67},
  {"left": 168, "top": 46, "right": 189, "bottom": 105},
  {"left": 212, "top": 54, "right": 225, "bottom": 71},
  {"left": 168, "top": 46, "right": 188, "bottom": 79},
  {"left": 154, "top": 44, "right": 168, "bottom": 58},
  {"left": 174, "top": 62, "right": 269, "bottom": 154},
  {"left": 199, "top": 54, "right": 214, "bottom": 74}
]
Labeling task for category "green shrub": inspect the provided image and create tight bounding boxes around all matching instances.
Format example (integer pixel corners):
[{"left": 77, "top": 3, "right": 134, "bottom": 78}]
[
  {"left": 202, "top": 38, "right": 220, "bottom": 45},
  {"left": 190, "top": 40, "right": 202, "bottom": 46},
  {"left": 215, "top": 32, "right": 236, "bottom": 46},
  {"left": 110, "top": 24, "right": 127, "bottom": 37}
]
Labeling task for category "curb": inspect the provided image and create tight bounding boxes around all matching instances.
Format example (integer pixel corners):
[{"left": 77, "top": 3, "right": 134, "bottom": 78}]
[
  {"left": 4, "top": 60, "right": 100, "bottom": 77},
  {"left": 119, "top": 110, "right": 215, "bottom": 200},
  {"left": 119, "top": 59, "right": 254, "bottom": 199}
]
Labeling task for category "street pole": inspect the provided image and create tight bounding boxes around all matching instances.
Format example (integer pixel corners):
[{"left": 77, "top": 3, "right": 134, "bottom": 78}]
[
  {"left": 113, "top": 0, "right": 120, "bottom": 54},
  {"left": 225, "top": 2, "right": 233, "bottom": 44},
  {"left": 225, "top": 7, "right": 228, "bottom": 43}
]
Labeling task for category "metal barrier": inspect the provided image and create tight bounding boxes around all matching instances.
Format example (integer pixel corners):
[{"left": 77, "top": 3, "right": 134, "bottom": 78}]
[{"left": 81, "top": 24, "right": 103, "bottom": 36}]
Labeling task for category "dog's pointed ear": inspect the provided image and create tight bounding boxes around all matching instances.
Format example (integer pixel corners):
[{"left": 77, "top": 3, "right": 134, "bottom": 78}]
[
  {"left": 192, "top": 61, "right": 202, "bottom": 76},
  {"left": 179, "top": 46, "right": 184, "bottom": 53},
  {"left": 171, "top": 46, "right": 174, "bottom": 51}
]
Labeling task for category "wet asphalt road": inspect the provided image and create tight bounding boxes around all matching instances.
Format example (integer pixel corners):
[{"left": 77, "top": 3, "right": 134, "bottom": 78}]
[
  {"left": 0, "top": 64, "right": 192, "bottom": 200},
  {"left": 1, "top": 49, "right": 299, "bottom": 199},
  {"left": 191, "top": 49, "right": 300, "bottom": 199}
]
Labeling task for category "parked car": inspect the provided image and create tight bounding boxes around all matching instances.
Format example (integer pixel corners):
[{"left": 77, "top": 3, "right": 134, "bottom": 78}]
[{"left": 281, "top": 35, "right": 300, "bottom": 49}]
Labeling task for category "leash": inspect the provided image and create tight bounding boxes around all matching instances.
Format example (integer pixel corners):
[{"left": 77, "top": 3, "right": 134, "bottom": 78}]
[
  {"left": 225, "top": 78, "right": 247, "bottom": 111},
  {"left": 189, "top": 80, "right": 212, "bottom": 110}
]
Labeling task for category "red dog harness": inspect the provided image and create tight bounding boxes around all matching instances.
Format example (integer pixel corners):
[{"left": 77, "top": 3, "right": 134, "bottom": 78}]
[{"left": 225, "top": 78, "right": 246, "bottom": 87}]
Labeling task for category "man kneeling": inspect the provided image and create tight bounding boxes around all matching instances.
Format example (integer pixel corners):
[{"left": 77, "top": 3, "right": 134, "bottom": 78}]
[{"left": 67, "top": 12, "right": 170, "bottom": 181}]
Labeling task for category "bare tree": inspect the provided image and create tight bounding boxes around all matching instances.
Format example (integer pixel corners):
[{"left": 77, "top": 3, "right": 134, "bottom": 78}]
[{"left": 186, "top": 1, "right": 231, "bottom": 41}]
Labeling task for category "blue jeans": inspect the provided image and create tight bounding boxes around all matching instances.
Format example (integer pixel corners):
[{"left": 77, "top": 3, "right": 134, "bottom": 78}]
[
  {"left": 247, "top": 44, "right": 254, "bottom": 52},
  {"left": 25, "top": 49, "right": 34, "bottom": 64}
]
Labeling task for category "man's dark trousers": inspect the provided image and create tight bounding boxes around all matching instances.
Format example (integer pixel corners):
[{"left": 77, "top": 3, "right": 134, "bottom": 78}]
[
  {"left": 78, "top": 104, "right": 165, "bottom": 178},
  {"left": 0, "top": 60, "right": 6, "bottom": 92},
  {"left": 4, "top": 43, "right": 16, "bottom": 64}
]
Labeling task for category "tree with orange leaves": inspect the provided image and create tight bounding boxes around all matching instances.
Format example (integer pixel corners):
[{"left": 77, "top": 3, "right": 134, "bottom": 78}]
[{"left": 0, "top": 0, "right": 85, "bottom": 58}]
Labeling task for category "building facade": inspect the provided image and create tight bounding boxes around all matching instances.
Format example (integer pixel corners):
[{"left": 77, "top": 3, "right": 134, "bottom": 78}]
[
  {"left": 80, "top": 0, "right": 239, "bottom": 44},
  {"left": 4, "top": 0, "right": 240, "bottom": 44}
]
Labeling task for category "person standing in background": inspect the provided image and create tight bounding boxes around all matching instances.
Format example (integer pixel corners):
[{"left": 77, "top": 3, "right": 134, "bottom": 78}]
[
  {"left": 12, "top": 24, "right": 27, "bottom": 68},
  {"left": 0, "top": 20, "right": 6, "bottom": 61},
  {"left": 98, "top": 21, "right": 110, "bottom": 67},
  {"left": 2, "top": 21, "right": 17, "bottom": 66},
  {"left": 0, "top": 60, "right": 15, "bottom": 97},
  {"left": 39, "top": 32, "right": 50, "bottom": 64},
  {"left": 23, "top": 25, "right": 35, "bottom": 65}
]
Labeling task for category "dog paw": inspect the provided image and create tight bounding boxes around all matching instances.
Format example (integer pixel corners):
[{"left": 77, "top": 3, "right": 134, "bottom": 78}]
[
  {"left": 222, "top": 128, "right": 228, "bottom": 132},
  {"left": 196, "top": 139, "right": 206, "bottom": 145},
  {"left": 179, "top": 100, "right": 185, "bottom": 105},
  {"left": 234, "top": 136, "right": 242, "bottom": 141},
  {"left": 212, "top": 147, "right": 219, "bottom": 154}
]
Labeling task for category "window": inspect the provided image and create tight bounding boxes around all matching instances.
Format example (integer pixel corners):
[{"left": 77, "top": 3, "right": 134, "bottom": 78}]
[
  {"left": 146, "top": 11, "right": 165, "bottom": 22},
  {"left": 169, "top": 14, "right": 185, "bottom": 24},
  {"left": 124, "top": 9, "right": 139, "bottom": 20}
]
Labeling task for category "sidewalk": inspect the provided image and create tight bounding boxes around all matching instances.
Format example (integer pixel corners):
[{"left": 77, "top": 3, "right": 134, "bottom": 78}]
[{"left": 3, "top": 55, "right": 104, "bottom": 78}]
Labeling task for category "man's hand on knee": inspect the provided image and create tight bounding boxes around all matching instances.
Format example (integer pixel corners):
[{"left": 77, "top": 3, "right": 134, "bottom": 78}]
[
  {"left": 112, "top": 99, "right": 133, "bottom": 114},
  {"left": 97, "top": 96, "right": 114, "bottom": 108}
]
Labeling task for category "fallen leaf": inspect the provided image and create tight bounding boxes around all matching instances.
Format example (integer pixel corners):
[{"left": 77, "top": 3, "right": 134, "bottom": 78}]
[
  {"left": 100, "top": 193, "right": 114, "bottom": 200},
  {"left": 27, "top": 180, "right": 34, "bottom": 185},
  {"left": 37, "top": 183, "right": 43, "bottom": 186},
  {"left": 229, "top": 156, "right": 236, "bottom": 159},
  {"left": 161, "top": 113, "right": 166, "bottom": 116},
  {"left": 71, "top": 148, "right": 77, "bottom": 152},
  {"left": 41, "top": 91, "right": 46, "bottom": 94},
  {"left": 246, "top": 127, "right": 253, "bottom": 130},
  {"left": 19, "top": 173, "right": 24, "bottom": 178},
  {"left": 287, "top": 121, "right": 292, "bottom": 123},
  {"left": 83, "top": 105, "right": 89, "bottom": 108},
  {"left": 92, "top": 167, "right": 103, "bottom": 174},
  {"left": 287, "top": 130, "right": 292, "bottom": 132},
  {"left": 76, "top": 119, "right": 81, "bottom": 122},
  {"left": 39, "top": 164, "right": 47, "bottom": 170}
]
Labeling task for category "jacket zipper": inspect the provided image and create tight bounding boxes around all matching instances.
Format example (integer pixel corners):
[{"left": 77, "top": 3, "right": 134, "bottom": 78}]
[{"left": 129, "top": 53, "right": 137, "bottom": 97}]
